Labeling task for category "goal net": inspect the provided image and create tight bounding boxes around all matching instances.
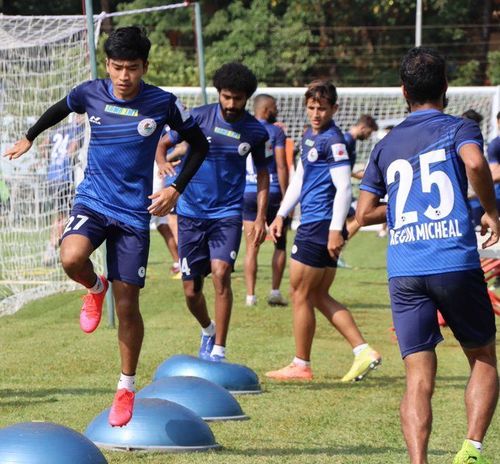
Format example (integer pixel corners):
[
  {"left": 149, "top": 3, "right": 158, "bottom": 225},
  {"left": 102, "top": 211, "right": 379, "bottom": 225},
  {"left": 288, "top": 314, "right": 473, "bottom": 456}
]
[
  {"left": 0, "top": 15, "right": 103, "bottom": 316},
  {"left": 169, "top": 86, "right": 500, "bottom": 171}
]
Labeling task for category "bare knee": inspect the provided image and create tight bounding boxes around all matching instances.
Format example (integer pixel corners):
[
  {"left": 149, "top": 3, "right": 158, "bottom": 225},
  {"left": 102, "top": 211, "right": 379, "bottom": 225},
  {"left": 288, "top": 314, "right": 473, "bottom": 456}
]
[
  {"left": 211, "top": 264, "right": 231, "bottom": 294},
  {"left": 464, "top": 342, "right": 498, "bottom": 368},
  {"left": 183, "top": 278, "right": 203, "bottom": 302},
  {"left": 60, "top": 247, "right": 87, "bottom": 276}
]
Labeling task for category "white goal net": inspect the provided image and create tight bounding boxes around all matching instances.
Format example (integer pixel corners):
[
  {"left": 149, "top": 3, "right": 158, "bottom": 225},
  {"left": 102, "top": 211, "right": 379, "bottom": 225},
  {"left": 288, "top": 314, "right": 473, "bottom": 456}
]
[{"left": 0, "top": 15, "right": 103, "bottom": 316}]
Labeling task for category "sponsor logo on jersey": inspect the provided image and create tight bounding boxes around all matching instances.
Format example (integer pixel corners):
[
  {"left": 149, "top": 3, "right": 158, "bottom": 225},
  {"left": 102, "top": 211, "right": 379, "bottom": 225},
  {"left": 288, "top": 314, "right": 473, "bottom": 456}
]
[
  {"left": 214, "top": 126, "right": 241, "bottom": 140},
  {"left": 238, "top": 142, "right": 252, "bottom": 156},
  {"left": 104, "top": 104, "right": 139, "bottom": 117},
  {"left": 331, "top": 143, "right": 349, "bottom": 162},
  {"left": 307, "top": 148, "right": 318, "bottom": 162},
  {"left": 137, "top": 118, "right": 157, "bottom": 137},
  {"left": 305, "top": 139, "right": 315, "bottom": 147},
  {"left": 89, "top": 116, "right": 101, "bottom": 125}
]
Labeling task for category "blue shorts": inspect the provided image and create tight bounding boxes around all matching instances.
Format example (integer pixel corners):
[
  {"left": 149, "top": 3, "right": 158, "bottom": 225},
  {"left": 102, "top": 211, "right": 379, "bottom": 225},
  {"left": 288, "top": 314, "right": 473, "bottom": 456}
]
[
  {"left": 390, "top": 269, "right": 496, "bottom": 358},
  {"left": 61, "top": 203, "right": 150, "bottom": 287},
  {"left": 291, "top": 221, "right": 347, "bottom": 268},
  {"left": 177, "top": 215, "right": 242, "bottom": 280},
  {"left": 242, "top": 191, "right": 287, "bottom": 250}
]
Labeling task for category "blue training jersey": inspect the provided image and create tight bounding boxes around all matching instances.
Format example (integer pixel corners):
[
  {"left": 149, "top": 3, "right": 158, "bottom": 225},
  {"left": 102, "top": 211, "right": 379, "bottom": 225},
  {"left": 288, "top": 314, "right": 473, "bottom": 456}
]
[
  {"left": 343, "top": 131, "right": 357, "bottom": 169},
  {"left": 299, "top": 121, "right": 350, "bottom": 224},
  {"left": 46, "top": 124, "right": 78, "bottom": 183},
  {"left": 487, "top": 135, "right": 500, "bottom": 198},
  {"left": 361, "top": 109, "right": 482, "bottom": 278},
  {"left": 245, "top": 119, "right": 286, "bottom": 194},
  {"left": 67, "top": 79, "right": 195, "bottom": 229},
  {"left": 176, "top": 103, "right": 269, "bottom": 219}
]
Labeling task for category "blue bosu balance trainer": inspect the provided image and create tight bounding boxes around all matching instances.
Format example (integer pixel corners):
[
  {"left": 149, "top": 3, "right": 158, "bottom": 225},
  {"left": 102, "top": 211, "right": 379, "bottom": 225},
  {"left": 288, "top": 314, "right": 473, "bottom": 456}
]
[
  {"left": 153, "top": 355, "right": 262, "bottom": 395},
  {"left": 137, "top": 376, "right": 248, "bottom": 421},
  {"left": 85, "top": 398, "right": 220, "bottom": 452},
  {"left": 0, "top": 422, "right": 108, "bottom": 463}
]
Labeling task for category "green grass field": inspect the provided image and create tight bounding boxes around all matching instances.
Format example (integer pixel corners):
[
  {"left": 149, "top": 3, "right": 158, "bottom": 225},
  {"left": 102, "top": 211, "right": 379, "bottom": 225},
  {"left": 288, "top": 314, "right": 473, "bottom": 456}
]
[{"left": 0, "top": 232, "right": 498, "bottom": 463}]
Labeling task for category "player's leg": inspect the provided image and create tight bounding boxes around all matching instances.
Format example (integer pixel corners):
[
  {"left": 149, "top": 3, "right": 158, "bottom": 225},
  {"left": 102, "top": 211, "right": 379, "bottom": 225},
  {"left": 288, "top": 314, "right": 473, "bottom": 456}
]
[
  {"left": 243, "top": 220, "right": 259, "bottom": 306},
  {"left": 400, "top": 350, "right": 437, "bottom": 464},
  {"left": 105, "top": 221, "right": 149, "bottom": 427},
  {"left": 59, "top": 204, "right": 108, "bottom": 333},
  {"left": 432, "top": 269, "right": 498, "bottom": 462},
  {"left": 389, "top": 275, "right": 444, "bottom": 463},
  {"left": 242, "top": 192, "right": 259, "bottom": 306},
  {"left": 268, "top": 194, "right": 288, "bottom": 306},
  {"left": 177, "top": 215, "right": 214, "bottom": 358},
  {"left": 207, "top": 216, "right": 242, "bottom": 361},
  {"left": 157, "top": 222, "right": 180, "bottom": 275}
]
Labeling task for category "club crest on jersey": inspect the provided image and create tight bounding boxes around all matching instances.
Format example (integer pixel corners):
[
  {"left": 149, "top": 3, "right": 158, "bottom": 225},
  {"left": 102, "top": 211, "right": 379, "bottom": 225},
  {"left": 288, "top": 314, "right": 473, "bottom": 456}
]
[
  {"left": 331, "top": 143, "right": 349, "bottom": 162},
  {"left": 307, "top": 148, "right": 319, "bottom": 163},
  {"left": 238, "top": 142, "right": 251, "bottom": 156},
  {"left": 137, "top": 118, "right": 157, "bottom": 137}
]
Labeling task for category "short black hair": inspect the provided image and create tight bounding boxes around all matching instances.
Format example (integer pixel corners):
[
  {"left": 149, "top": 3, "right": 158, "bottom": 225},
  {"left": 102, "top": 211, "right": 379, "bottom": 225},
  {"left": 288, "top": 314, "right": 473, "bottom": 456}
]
[
  {"left": 462, "top": 109, "right": 483, "bottom": 124},
  {"left": 213, "top": 62, "right": 258, "bottom": 98},
  {"left": 104, "top": 26, "right": 151, "bottom": 63},
  {"left": 304, "top": 80, "right": 338, "bottom": 106},
  {"left": 253, "top": 93, "right": 275, "bottom": 110},
  {"left": 400, "top": 47, "right": 447, "bottom": 105}
]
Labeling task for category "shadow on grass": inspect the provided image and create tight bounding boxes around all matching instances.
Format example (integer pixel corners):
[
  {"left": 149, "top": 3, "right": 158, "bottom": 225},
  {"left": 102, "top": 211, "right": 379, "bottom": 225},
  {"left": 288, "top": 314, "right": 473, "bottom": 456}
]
[
  {"left": 0, "top": 387, "right": 112, "bottom": 406},
  {"left": 263, "top": 376, "right": 406, "bottom": 390},
  {"left": 224, "top": 443, "right": 408, "bottom": 457}
]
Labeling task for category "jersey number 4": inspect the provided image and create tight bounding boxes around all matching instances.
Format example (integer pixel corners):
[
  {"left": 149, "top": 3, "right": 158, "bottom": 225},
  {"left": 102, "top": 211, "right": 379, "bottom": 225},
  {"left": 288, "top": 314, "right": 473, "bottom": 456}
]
[{"left": 388, "top": 149, "right": 454, "bottom": 230}]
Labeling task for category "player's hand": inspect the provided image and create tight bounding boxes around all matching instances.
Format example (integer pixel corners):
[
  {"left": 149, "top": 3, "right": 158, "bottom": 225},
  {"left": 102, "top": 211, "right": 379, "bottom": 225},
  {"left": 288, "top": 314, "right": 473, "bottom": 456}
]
[
  {"left": 268, "top": 215, "right": 284, "bottom": 243},
  {"left": 327, "top": 230, "right": 345, "bottom": 259},
  {"left": 250, "top": 216, "right": 267, "bottom": 246},
  {"left": 157, "top": 161, "right": 179, "bottom": 178},
  {"left": 480, "top": 211, "right": 500, "bottom": 249},
  {"left": 148, "top": 186, "right": 179, "bottom": 216},
  {"left": 3, "top": 137, "right": 32, "bottom": 160}
]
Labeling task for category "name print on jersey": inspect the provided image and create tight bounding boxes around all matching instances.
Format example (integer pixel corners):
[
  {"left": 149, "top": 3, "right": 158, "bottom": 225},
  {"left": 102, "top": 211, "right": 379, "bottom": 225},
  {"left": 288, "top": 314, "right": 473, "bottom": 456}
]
[{"left": 390, "top": 218, "right": 463, "bottom": 246}]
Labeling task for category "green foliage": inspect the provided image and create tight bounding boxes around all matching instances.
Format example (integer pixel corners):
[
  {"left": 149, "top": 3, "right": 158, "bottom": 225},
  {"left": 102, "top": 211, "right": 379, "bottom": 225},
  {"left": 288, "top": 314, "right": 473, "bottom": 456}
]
[
  {"left": 450, "top": 60, "right": 481, "bottom": 86},
  {"left": 487, "top": 51, "right": 500, "bottom": 86}
]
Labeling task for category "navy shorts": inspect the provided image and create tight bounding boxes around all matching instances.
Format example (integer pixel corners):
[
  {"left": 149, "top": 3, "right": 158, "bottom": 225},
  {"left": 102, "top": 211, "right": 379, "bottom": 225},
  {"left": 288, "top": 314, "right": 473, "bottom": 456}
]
[
  {"left": 390, "top": 269, "right": 496, "bottom": 358},
  {"left": 177, "top": 215, "right": 242, "bottom": 280},
  {"left": 291, "top": 221, "right": 347, "bottom": 268},
  {"left": 61, "top": 203, "right": 150, "bottom": 287},
  {"left": 242, "top": 191, "right": 287, "bottom": 251}
]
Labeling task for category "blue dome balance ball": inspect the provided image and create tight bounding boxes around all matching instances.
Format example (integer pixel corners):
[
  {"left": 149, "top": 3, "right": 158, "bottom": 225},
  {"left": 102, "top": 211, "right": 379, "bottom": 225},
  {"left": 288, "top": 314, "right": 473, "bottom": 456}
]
[
  {"left": 0, "top": 422, "right": 108, "bottom": 463},
  {"left": 137, "top": 376, "right": 248, "bottom": 421},
  {"left": 154, "top": 354, "right": 262, "bottom": 394},
  {"left": 85, "top": 398, "right": 220, "bottom": 452}
]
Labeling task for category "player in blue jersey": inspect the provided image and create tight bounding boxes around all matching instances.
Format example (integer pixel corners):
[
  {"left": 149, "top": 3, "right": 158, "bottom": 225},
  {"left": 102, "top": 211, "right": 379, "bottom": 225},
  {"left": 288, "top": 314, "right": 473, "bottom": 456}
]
[
  {"left": 357, "top": 47, "right": 499, "bottom": 464},
  {"left": 243, "top": 94, "right": 289, "bottom": 307},
  {"left": 4, "top": 27, "right": 208, "bottom": 427},
  {"left": 174, "top": 62, "right": 270, "bottom": 362},
  {"left": 265, "top": 80, "right": 381, "bottom": 382}
]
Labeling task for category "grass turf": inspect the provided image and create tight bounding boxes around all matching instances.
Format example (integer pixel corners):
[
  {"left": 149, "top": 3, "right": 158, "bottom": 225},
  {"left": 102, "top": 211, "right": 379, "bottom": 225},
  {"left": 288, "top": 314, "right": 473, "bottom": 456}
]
[{"left": 0, "top": 231, "right": 498, "bottom": 463}]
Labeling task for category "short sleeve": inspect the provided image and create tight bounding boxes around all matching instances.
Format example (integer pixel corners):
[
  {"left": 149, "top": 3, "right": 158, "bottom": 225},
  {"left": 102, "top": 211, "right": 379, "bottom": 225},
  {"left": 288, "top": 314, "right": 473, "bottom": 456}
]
[
  {"left": 325, "top": 136, "right": 350, "bottom": 168},
  {"left": 166, "top": 96, "right": 196, "bottom": 132},
  {"left": 66, "top": 81, "right": 91, "bottom": 114},
  {"left": 487, "top": 138, "right": 500, "bottom": 164},
  {"left": 360, "top": 144, "right": 386, "bottom": 197},
  {"left": 251, "top": 131, "right": 270, "bottom": 170},
  {"left": 275, "top": 126, "right": 286, "bottom": 149},
  {"left": 455, "top": 118, "right": 483, "bottom": 154}
]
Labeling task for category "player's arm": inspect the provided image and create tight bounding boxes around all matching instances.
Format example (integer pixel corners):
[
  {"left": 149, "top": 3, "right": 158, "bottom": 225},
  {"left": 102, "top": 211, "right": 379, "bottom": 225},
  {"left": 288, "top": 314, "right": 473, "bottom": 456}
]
[
  {"left": 166, "top": 141, "right": 189, "bottom": 162},
  {"left": 251, "top": 142, "right": 270, "bottom": 246},
  {"left": 155, "top": 133, "right": 178, "bottom": 178},
  {"left": 328, "top": 165, "right": 352, "bottom": 258},
  {"left": 275, "top": 128, "right": 288, "bottom": 196},
  {"left": 3, "top": 97, "right": 71, "bottom": 160},
  {"left": 148, "top": 124, "right": 208, "bottom": 216},
  {"left": 356, "top": 190, "right": 387, "bottom": 226},
  {"left": 460, "top": 142, "right": 499, "bottom": 248},
  {"left": 270, "top": 159, "right": 304, "bottom": 242}
]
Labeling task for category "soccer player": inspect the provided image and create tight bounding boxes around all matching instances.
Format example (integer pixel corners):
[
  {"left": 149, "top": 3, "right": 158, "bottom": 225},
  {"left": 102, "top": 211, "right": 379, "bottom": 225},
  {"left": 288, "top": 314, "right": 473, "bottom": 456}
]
[
  {"left": 175, "top": 62, "right": 269, "bottom": 362},
  {"left": 357, "top": 47, "right": 499, "bottom": 464},
  {"left": 265, "top": 80, "right": 381, "bottom": 382},
  {"left": 243, "top": 94, "right": 289, "bottom": 307},
  {"left": 3, "top": 27, "right": 208, "bottom": 426}
]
